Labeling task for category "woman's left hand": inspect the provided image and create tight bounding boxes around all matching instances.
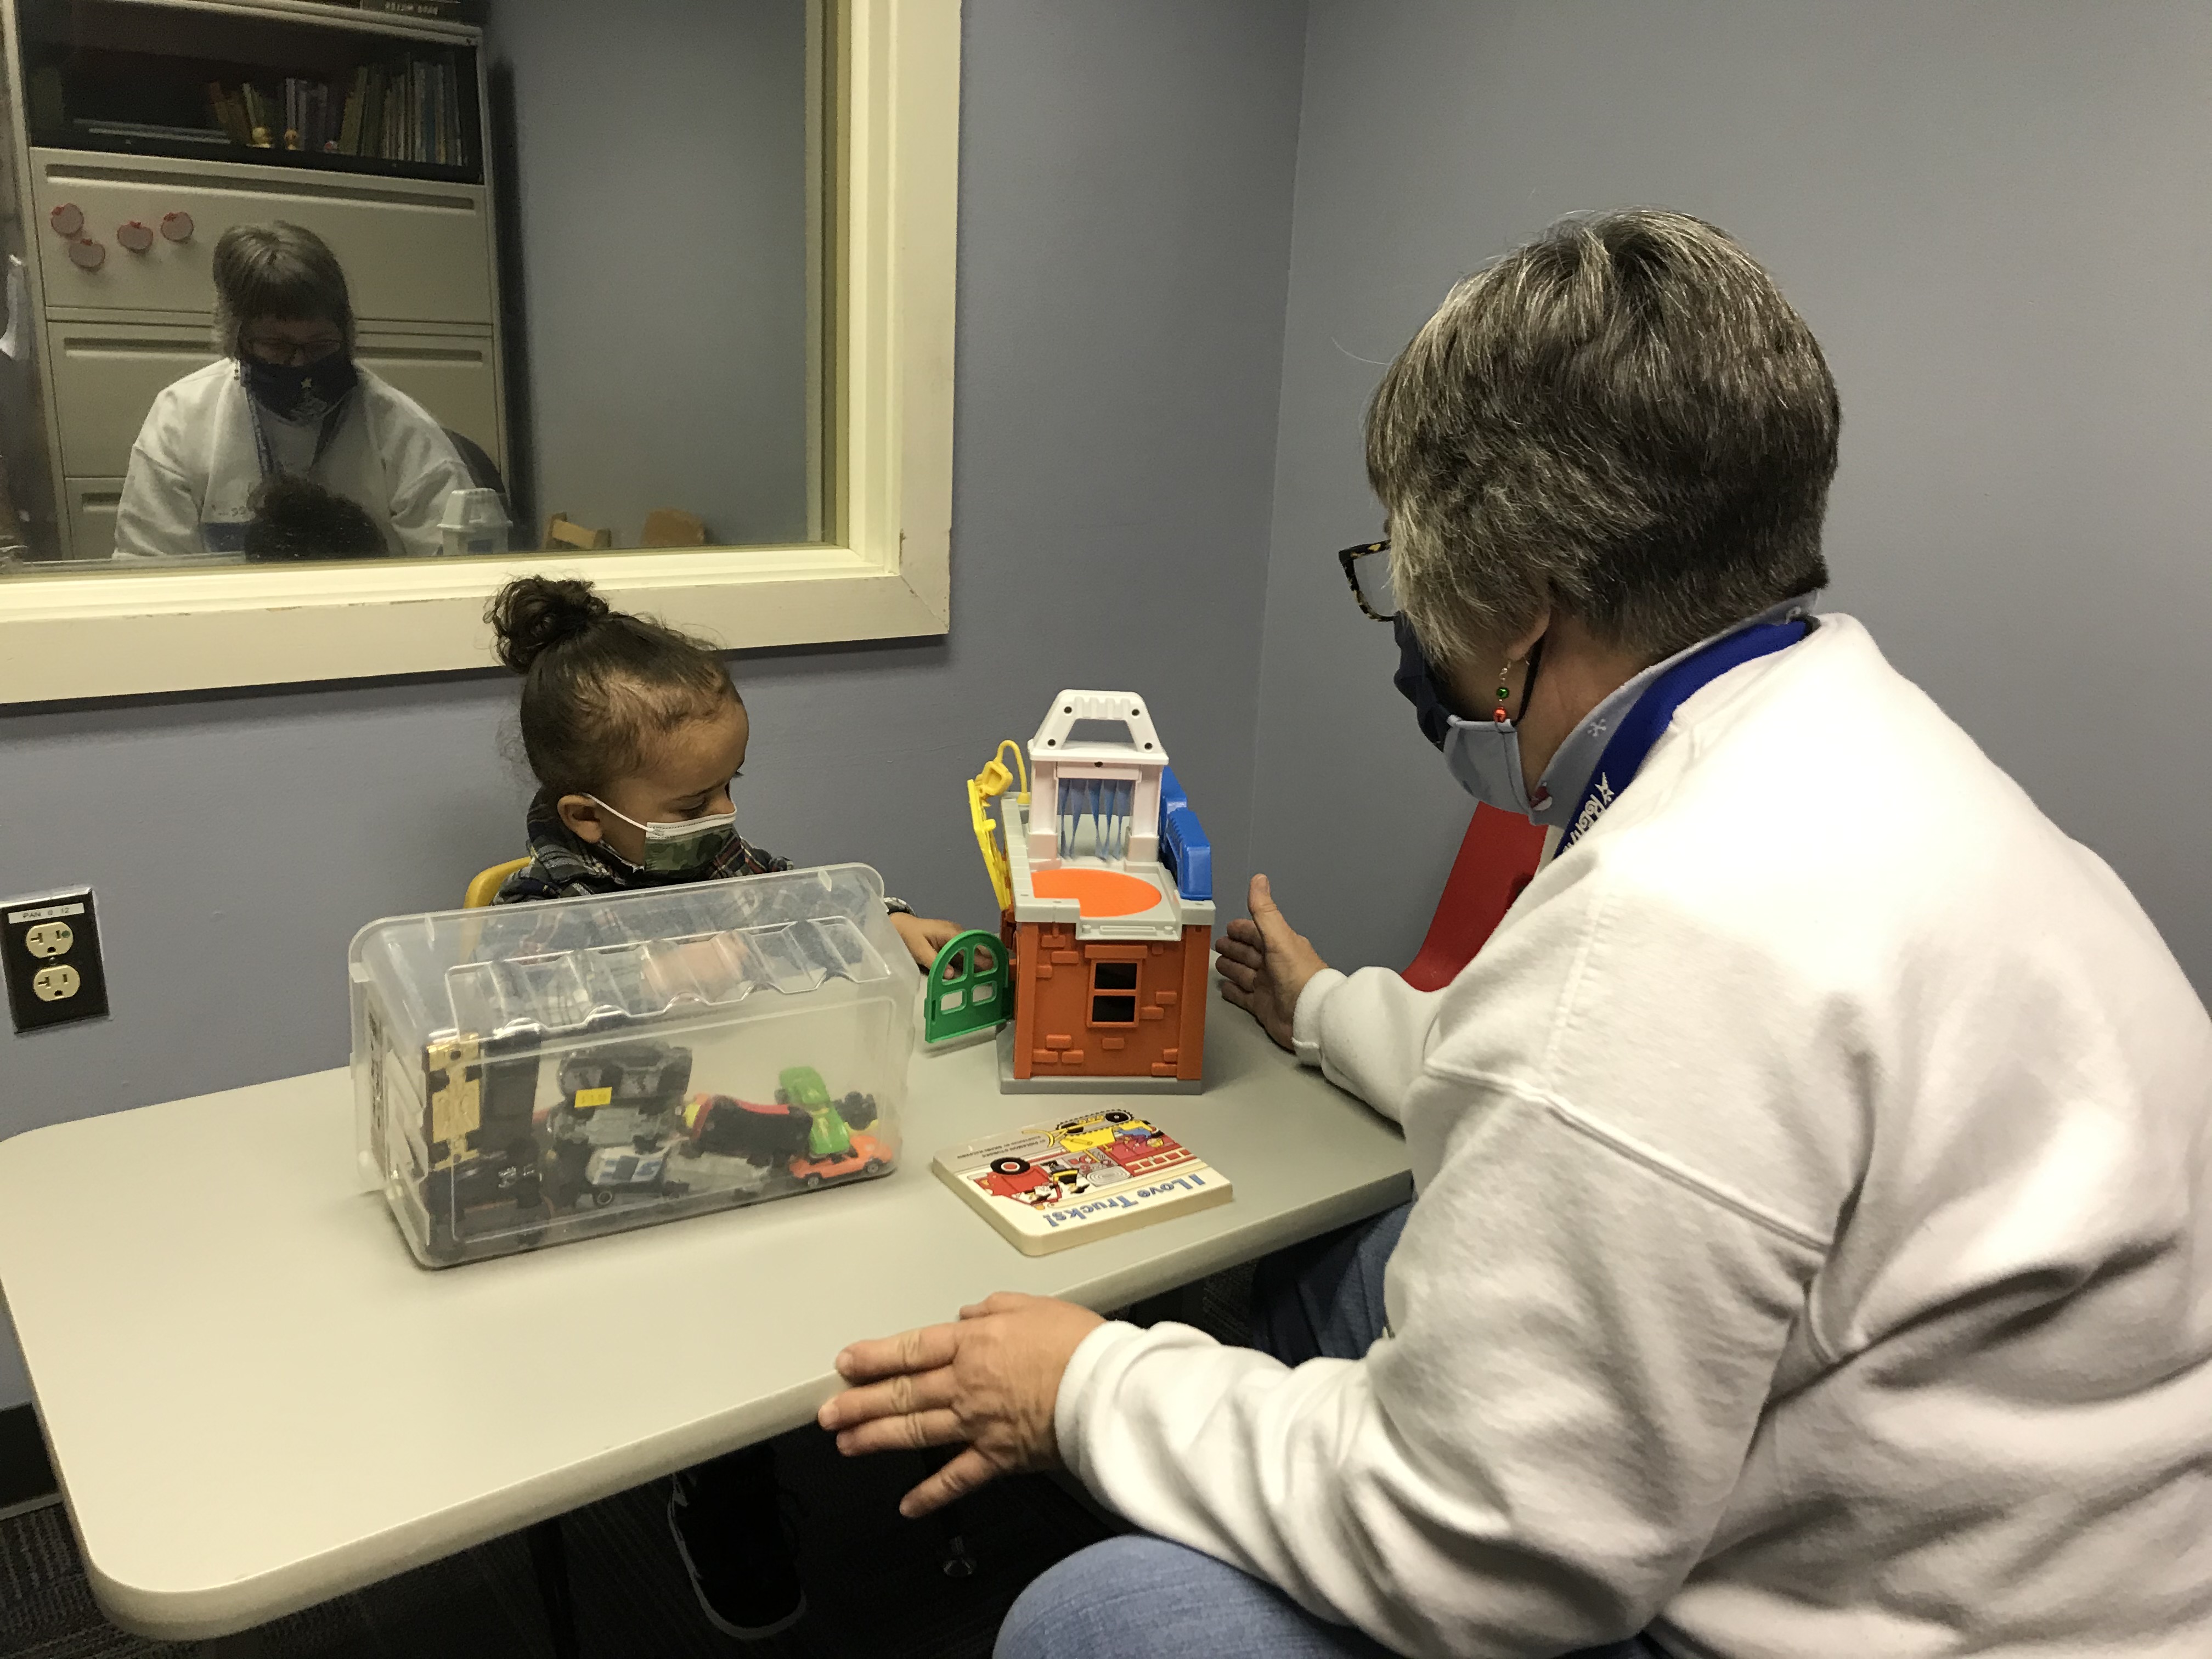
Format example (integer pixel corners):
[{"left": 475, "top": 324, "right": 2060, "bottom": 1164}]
[
  {"left": 891, "top": 912, "right": 963, "bottom": 968},
  {"left": 818, "top": 1292, "right": 1105, "bottom": 1516},
  {"left": 1215, "top": 873, "right": 1327, "bottom": 1051}
]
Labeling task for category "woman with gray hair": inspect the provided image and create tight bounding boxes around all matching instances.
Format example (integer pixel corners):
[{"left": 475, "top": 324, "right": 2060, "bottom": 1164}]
[
  {"left": 114, "top": 219, "right": 473, "bottom": 560},
  {"left": 820, "top": 211, "right": 2212, "bottom": 1657}
]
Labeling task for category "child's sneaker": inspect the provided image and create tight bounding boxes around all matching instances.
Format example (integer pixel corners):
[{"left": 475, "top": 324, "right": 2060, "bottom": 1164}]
[{"left": 666, "top": 1448, "right": 806, "bottom": 1640}]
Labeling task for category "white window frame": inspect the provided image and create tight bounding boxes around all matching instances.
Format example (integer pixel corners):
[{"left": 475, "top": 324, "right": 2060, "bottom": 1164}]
[{"left": 0, "top": 0, "right": 958, "bottom": 704}]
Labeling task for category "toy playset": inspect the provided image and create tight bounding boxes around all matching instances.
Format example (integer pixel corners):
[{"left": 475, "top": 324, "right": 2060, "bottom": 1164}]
[
  {"left": 349, "top": 864, "right": 916, "bottom": 1266},
  {"left": 933, "top": 1108, "right": 1230, "bottom": 1254},
  {"left": 929, "top": 691, "right": 1215, "bottom": 1092}
]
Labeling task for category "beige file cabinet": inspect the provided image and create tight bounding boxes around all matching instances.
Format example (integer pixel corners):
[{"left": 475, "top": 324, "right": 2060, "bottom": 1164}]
[
  {"left": 64, "top": 474, "right": 122, "bottom": 560},
  {"left": 29, "top": 150, "right": 498, "bottom": 327},
  {"left": 49, "top": 315, "right": 504, "bottom": 483}
]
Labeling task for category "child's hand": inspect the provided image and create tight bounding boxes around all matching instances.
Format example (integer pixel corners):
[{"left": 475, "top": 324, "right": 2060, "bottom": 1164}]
[{"left": 891, "top": 912, "right": 963, "bottom": 969}]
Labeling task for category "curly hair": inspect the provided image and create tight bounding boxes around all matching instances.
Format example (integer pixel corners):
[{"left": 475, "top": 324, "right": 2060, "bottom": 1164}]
[{"left": 487, "top": 575, "right": 738, "bottom": 798}]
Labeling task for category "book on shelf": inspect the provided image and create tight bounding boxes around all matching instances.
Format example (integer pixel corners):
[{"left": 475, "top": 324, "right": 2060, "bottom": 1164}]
[
  {"left": 186, "top": 55, "right": 464, "bottom": 171},
  {"left": 205, "top": 82, "right": 250, "bottom": 146},
  {"left": 439, "top": 58, "right": 454, "bottom": 163},
  {"left": 297, "top": 79, "right": 326, "bottom": 153},
  {"left": 240, "top": 82, "right": 274, "bottom": 146},
  {"left": 363, "top": 67, "right": 387, "bottom": 159},
  {"left": 933, "top": 1110, "right": 1231, "bottom": 1256},
  {"left": 443, "top": 56, "right": 460, "bottom": 164},
  {"left": 337, "top": 66, "right": 367, "bottom": 155}
]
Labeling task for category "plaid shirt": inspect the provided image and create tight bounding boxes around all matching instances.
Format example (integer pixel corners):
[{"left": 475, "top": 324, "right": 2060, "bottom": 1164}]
[{"left": 492, "top": 790, "right": 912, "bottom": 917}]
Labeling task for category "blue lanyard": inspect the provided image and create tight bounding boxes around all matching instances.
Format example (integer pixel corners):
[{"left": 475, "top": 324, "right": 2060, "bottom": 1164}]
[{"left": 1558, "top": 618, "right": 1809, "bottom": 852}]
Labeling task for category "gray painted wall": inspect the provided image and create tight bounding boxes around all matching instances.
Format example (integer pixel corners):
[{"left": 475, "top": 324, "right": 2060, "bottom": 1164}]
[
  {"left": 0, "top": 0, "right": 1307, "bottom": 1410},
  {"left": 1247, "top": 1, "right": 2212, "bottom": 998},
  {"left": 487, "top": 0, "right": 812, "bottom": 546}
]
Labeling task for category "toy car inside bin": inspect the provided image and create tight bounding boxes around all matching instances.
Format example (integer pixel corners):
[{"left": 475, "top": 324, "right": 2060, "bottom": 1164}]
[{"left": 349, "top": 864, "right": 916, "bottom": 1266}]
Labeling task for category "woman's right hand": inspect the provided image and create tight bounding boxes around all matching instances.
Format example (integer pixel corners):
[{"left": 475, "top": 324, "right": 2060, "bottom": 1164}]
[{"left": 1215, "top": 873, "right": 1327, "bottom": 1052}]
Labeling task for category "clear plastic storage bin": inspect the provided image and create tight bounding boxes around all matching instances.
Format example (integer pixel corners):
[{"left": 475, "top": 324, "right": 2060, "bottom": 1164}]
[{"left": 349, "top": 865, "right": 917, "bottom": 1267}]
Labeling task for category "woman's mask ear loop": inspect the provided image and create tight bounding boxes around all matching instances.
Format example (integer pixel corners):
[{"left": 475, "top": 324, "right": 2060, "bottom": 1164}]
[{"left": 1504, "top": 634, "right": 1548, "bottom": 728}]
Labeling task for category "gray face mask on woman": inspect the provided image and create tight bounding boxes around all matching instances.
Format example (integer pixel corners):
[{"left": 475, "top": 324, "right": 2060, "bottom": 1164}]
[
  {"left": 1395, "top": 618, "right": 1551, "bottom": 821},
  {"left": 1440, "top": 708, "right": 1546, "bottom": 819}
]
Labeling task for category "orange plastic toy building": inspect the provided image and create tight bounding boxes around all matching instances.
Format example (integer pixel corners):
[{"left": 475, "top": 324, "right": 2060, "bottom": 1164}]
[{"left": 988, "top": 690, "right": 1215, "bottom": 1093}]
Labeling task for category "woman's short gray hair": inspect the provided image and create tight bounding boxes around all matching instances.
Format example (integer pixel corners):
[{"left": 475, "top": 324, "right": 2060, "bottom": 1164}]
[
  {"left": 1366, "top": 209, "right": 1839, "bottom": 668},
  {"left": 210, "top": 221, "right": 356, "bottom": 358}
]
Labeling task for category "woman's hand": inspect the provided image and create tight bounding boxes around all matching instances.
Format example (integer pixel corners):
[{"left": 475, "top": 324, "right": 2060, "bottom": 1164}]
[
  {"left": 1215, "top": 873, "right": 1328, "bottom": 1052},
  {"left": 818, "top": 1292, "right": 1104, "bottom": 1517},
  {"left": 891, "top": 912, "right": 963, "bottom": 969}
]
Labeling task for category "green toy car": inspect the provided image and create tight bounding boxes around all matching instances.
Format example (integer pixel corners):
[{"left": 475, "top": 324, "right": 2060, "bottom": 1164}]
[{"left": 772, "top": 1065, "right": 888, "bottom": 1187}]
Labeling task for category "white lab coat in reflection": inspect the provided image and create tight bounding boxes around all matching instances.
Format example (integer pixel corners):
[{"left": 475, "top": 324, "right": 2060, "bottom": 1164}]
[{"left": 113, "top": 358, "right": 475, "bottom": 560}]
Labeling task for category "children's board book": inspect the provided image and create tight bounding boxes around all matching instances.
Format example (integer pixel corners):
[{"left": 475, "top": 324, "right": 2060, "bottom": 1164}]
[{"left": 934, "top": 1109, "right": 1230, "bottom": 1255}]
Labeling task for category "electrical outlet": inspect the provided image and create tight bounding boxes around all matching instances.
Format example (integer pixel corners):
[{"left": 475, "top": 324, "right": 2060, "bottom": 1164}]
[
  {"left": 4, "top": 888, "right": 109, "bottom": 1034},
  {"left": 33, "top": 964, "right": 81, "bottom": 1000}
]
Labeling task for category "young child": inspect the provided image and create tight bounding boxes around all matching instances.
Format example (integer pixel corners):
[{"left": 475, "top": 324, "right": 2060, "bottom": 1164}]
[
  {"left": 241, "top": 474, "right": 385, "bottom": 562},
  {"left": 487, "top": 574, "right": 958, "bottom": 1640}
]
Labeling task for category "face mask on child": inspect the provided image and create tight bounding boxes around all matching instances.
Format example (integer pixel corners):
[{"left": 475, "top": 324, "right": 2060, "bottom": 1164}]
[{"left": 586, "top": 797, "right": 737, "bottom": 874}]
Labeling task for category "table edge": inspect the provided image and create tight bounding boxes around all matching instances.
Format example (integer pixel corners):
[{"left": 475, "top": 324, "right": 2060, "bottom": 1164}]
[{"left": 78, "top": 1169, "right": 1413, "bottom": 1638}]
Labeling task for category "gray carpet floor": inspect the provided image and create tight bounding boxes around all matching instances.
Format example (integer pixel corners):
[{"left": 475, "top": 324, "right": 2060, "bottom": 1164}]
[{"left": 0, "top": 1267, "right": 1254, "bottom": 1659}]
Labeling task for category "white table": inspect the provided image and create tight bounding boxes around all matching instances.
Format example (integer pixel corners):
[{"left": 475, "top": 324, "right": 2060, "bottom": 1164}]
[{"left": 0, "top": 986, "right": 1408, "bottom": 1643}]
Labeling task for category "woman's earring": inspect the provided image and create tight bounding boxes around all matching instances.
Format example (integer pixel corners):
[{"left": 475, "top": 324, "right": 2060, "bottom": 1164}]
[{"left": 1492, "top": 660, "right": 1515, "bottom": 726}]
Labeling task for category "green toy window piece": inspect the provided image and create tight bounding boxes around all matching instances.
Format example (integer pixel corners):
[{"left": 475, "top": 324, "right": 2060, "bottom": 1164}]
[{"left": 926, "top": 929, "right": 1013, "bottom": 1043}]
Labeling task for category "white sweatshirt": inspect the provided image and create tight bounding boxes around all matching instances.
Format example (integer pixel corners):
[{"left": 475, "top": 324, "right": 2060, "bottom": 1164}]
[
  {"left": 114, "top": 358, "right": 475, "bottom": 560},
  {"left": 1056, "top": 615, "right": 2212, "bottom": 1657}
]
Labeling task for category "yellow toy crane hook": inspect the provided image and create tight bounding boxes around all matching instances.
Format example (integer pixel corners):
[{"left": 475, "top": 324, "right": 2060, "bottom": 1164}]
[{"left": 967, "top": 739, "right": 1029, "bottom": 914}]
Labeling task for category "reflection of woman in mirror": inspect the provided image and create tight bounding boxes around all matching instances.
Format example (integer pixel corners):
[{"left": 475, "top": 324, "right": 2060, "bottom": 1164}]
[{"left": 112, "top": 221, "right": 476, "bottom": 561}]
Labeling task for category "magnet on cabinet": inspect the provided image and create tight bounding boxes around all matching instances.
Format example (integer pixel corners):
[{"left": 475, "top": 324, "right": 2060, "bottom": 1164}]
[
  {"left": 48, "top": 202, "right": 82, "bottom": 237},
  {"left": 66, "top": 238, "right": 105, "bottom": 271},
  {"left": 160, "top": 211, "right": 194, "bottom": 242},
  {"left": 117, "top": 221, "right": 154, "bottom": 253}
]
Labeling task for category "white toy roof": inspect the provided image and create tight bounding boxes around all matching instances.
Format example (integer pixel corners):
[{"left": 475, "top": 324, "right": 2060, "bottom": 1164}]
[
  {"left": 1025, "top": 691, "right": 1172, "bottom": 873},
  {"left": 1028, "top": 691, "right": 1167, "bottom": 768}
]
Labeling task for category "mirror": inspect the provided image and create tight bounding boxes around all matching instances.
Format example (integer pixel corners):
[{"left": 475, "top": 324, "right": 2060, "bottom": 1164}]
[{"left": 0, "top": 0, "right": 822, "bottom": 568}]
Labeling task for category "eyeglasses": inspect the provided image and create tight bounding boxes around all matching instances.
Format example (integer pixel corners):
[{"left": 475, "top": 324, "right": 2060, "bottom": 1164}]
[
  {"left": 1336, "top": 538, "right": 1398, "bottom": 622},
  {"left": 240, "top": 334, "right": 346, "bottom": 366}
]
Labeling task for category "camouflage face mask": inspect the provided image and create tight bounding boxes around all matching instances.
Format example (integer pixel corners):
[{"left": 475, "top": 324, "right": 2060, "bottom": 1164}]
[{"left": 586, "top": 797, "right": 737, "bottom": 874}]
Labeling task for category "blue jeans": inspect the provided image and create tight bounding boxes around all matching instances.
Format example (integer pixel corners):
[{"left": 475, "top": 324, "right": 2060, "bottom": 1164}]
[{"left": 995, "top": 1204, "right": 1668, "bottom": 1659}]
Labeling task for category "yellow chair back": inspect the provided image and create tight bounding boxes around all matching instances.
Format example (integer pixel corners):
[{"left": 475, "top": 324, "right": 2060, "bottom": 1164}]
[{"left": 464, "top": 857, "right": 532, "bottom": 910}]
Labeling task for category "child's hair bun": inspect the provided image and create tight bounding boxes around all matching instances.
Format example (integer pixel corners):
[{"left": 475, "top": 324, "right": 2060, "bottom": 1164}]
[{"left": 488, "top": 575, "right": 611, "bottom": 673}]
